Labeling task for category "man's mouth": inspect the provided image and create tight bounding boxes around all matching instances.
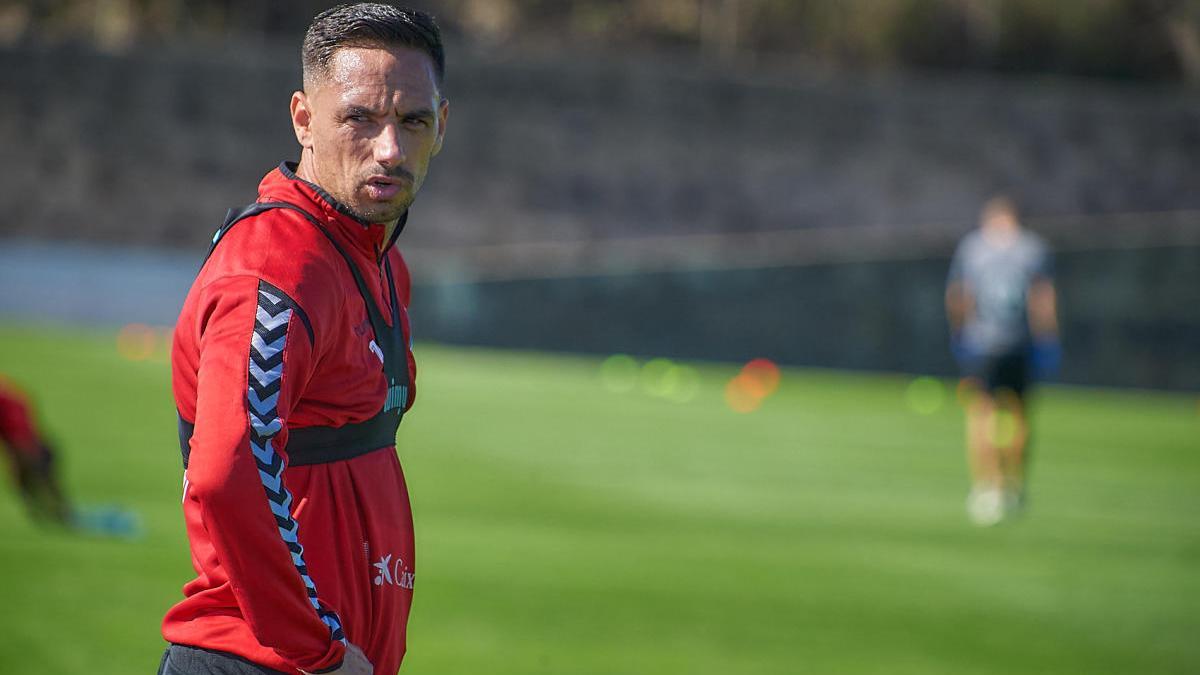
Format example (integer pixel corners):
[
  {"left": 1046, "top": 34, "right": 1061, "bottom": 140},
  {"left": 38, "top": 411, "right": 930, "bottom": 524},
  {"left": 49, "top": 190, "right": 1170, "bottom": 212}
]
[{"left": 363, "top": 175, "right": 405, "bottom": 201}]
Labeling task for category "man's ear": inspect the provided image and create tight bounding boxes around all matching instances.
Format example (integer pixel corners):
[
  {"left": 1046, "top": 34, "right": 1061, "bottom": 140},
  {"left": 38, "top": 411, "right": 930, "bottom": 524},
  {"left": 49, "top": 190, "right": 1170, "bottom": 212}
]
[
  {"left": 291, "top": 91, "right": 313, "bottom": 149},
  {"left": 431, "top": 97, "right": 449, "bottom": 157}
]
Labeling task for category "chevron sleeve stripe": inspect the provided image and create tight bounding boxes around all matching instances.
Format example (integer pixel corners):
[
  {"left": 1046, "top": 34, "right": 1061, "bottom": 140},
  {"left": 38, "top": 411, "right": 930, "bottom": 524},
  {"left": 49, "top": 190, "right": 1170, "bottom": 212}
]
[{"left": 249, "top": 283, "right": 346, "bottom": 645}]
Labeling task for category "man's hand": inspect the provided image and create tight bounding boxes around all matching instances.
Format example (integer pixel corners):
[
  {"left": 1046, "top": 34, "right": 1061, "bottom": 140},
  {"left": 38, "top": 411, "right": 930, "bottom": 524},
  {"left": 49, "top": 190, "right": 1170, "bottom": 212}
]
[{"left": 305, "top": 644, "right": 373, "bottom": 675}]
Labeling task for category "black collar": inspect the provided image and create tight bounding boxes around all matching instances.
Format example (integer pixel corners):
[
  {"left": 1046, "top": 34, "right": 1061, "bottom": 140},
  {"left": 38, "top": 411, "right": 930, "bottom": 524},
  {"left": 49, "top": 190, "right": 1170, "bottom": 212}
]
[{"left": 279, "top": 161, "right": 409, "bottom": 260}]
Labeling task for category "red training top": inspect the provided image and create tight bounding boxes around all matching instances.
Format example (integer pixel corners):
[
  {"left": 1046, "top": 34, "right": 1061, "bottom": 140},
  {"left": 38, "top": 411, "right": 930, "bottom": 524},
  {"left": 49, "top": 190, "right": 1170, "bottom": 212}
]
[
  {"left": 0, "top": 377, "right": 41, "bottom": 456},
  {"left": 164, "top": 163, "right": 418, "bottom": 675}
]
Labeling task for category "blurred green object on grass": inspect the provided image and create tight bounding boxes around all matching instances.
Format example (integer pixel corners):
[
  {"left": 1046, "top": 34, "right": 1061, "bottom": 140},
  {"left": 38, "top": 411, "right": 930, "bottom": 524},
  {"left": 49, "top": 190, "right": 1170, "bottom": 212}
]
[{"left": 0, "top": 324, "right": 1196, "bottom": 675}]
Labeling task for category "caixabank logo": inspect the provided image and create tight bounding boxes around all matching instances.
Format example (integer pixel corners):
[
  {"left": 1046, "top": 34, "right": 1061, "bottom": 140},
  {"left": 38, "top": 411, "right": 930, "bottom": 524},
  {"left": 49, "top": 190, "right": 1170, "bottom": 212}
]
[{"left": 372, "top": 554, "right": 415, "bottom": 590}]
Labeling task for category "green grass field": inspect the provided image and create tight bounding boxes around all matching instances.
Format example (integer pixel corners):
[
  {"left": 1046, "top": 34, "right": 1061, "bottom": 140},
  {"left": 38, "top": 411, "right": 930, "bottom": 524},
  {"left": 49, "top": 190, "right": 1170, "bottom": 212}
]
[{"left": 0, "top": 323, "right": 1196, "bottom": 674}]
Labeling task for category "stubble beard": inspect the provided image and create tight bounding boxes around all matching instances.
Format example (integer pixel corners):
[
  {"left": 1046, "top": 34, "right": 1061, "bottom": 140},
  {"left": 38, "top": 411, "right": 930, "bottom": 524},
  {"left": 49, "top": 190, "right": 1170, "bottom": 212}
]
[
  {"left": 303, "top": 152, "right": 417, "bottom": 225},
  {"left": 347, "top": 191, "right": 413, "bottom": 226},
  {"left": 346, "top": 167, "right": 419, "bottom": 225}
]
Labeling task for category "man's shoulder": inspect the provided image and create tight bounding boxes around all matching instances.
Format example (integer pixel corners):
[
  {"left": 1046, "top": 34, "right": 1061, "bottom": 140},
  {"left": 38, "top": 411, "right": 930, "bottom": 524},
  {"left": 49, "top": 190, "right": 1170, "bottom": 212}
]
[
  {"left": 1017, "top": 231, "right": 1052, "bottom": 279},
  {"left": 200, "top": 204, "right": 345, "bottom": 310},
  {"left": 1018, "top": 230, "right": 1049, "bottom": 254},
  {"left": 953, "top": 230, "right": 987, "bottom": 263}
]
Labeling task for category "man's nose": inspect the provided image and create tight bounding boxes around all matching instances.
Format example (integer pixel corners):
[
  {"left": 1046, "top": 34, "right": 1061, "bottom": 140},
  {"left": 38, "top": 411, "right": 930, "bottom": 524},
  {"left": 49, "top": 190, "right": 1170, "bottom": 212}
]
[{"left": 374, "top": 123, "right": 405, "bottom": 167}]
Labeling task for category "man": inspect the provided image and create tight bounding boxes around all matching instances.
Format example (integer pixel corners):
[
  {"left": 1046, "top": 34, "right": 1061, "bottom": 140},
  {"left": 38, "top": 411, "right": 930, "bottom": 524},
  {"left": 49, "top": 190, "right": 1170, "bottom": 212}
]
[
  {"left": 0, "top": 375, "right": 71, "bottom": 525},
  {"left": 161, "top": 5, "right": 448, "bottom": 674},
  {"left": 946, "top": 196, "right": 1059, "bottom": 527}
]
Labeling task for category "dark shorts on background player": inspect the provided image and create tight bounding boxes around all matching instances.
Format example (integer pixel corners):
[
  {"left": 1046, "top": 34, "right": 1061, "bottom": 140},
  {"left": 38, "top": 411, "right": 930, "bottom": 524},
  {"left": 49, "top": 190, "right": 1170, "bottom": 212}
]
[{"left": 966, "top": 350, "right": 1030, "bottom": 398}]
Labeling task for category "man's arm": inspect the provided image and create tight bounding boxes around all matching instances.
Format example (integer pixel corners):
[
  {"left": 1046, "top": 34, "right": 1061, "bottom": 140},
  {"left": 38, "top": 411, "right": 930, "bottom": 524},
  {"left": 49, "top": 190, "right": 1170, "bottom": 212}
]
[
  {"left": 945, "top": 280, "right": 972, "bottom": 336},
  {"left": 1027, "top": 278, "right": 1058, "bottom": 340},
  {"left": 184, "top": 274, "right": 349, "bottom": 673},
  {"left": 1027, "top": 263, "right": 1061, "bottom": 378},
  {"left": 945, "top": 240, "right": 974, "bottom": 337}
]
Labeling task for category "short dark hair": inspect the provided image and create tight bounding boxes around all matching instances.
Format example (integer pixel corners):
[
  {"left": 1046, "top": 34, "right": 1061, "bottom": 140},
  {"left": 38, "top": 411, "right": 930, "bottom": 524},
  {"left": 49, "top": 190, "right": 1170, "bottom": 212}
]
[{"left": 303, "top": 3, "right": 445, "bottom": 89}]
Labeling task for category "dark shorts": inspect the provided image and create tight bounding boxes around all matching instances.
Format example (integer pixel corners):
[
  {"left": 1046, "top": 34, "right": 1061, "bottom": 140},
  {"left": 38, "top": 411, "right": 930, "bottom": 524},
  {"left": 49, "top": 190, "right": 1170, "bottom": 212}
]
[
  {"left": 157, "top": 645, "right": 289, "bottom": 675},
  {"left": 966, "top": 350, "right": 1030, "bottom": 398}
]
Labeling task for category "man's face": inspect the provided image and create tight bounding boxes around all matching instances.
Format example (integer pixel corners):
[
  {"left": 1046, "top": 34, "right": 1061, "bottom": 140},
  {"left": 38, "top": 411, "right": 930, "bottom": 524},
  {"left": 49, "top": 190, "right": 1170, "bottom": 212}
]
[
  {"left": 982, "top": 208, "right": 1019, "bottom": 233},
  {"left": 291, "top": 46, "right": 448, "bottom": 225}
]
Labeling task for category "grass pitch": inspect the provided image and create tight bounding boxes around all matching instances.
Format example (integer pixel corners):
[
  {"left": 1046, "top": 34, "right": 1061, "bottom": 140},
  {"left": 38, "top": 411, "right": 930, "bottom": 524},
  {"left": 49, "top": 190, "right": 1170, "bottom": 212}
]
[{"left": 0, "top": 323, "right": 1196, "bottom": 674}]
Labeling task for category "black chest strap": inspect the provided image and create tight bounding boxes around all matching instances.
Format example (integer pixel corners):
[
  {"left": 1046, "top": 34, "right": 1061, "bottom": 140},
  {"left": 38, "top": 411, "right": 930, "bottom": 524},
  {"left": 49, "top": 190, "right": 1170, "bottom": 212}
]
[{"left": 181, "top": 201, "right": 410, "bottom": 468}]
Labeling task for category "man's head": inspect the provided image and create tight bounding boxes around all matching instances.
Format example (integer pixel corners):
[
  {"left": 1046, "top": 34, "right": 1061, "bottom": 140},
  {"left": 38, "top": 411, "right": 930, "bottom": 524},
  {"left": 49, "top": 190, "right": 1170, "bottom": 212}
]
[
  {"left": 980, "top": 195, "right": 1020, "bottom": 234},
  {"left": 291, "top": 3, "right": 448, "bottom": 226}
]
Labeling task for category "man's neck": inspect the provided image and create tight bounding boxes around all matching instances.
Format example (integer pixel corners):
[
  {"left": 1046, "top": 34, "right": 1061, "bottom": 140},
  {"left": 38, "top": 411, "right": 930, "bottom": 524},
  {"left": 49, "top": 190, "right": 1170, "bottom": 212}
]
[
  {"left": 381, "top": 220, "right": 400, "bottom": 245},
  {"left": 294, "top": 152, "right": 401, "bottom": 238},
  {"left": 295, "top": 152, "right": 319, "bottom": 187},
  {"left": 982, "top": 224, "right": 1019, "bottom": 248}
]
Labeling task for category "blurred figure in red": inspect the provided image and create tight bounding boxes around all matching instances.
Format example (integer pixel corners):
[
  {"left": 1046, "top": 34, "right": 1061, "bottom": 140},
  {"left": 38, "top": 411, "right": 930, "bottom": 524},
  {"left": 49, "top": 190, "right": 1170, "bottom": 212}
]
[
  {"left": 946, "top": 196, "right": 1060, "bottom": 526},
  {"left": 0, "top": 375, "right": 71, "bottom": 524}
]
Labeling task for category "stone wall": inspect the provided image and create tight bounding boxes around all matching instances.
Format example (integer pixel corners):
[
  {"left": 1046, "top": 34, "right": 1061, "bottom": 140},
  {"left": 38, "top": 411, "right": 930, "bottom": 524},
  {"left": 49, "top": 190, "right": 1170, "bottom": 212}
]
[
  {"left": 2, "top": 42, "right": 1197, "bottom": 389},
  {"left": 3, "top": 42, "right": 1199, "bottom": 252}
]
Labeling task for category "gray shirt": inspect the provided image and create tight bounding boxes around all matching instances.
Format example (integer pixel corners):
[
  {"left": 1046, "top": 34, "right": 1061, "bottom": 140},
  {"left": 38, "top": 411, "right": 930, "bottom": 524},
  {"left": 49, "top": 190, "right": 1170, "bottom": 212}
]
[{"left": 948, "top": 229, "right": 1052, "bottom": 355}]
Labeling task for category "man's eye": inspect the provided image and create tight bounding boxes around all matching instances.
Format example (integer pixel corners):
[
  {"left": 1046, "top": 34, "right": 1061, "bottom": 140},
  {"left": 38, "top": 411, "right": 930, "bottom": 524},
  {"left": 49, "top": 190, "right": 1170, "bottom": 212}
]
[{"left": 403, "top": 117, "right": 429, "bottom": 128}]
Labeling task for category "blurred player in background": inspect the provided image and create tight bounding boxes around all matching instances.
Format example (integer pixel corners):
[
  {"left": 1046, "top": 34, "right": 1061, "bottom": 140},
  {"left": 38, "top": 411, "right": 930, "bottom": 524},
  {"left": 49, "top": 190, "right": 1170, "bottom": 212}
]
[
  {"left": 0, "top": 374, "right": 141, "bottom": 536},
  {"left": 0, "top": 375, "right": 71, "bottom": 524},
  {"left": 946, "top": 196, "right": 1060, "bottom": 526}
]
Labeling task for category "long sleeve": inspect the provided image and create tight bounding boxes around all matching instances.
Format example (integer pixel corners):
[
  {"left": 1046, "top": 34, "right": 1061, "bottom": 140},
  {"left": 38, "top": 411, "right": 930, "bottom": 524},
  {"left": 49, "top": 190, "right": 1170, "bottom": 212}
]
[{"left": 183, "top": 273, "right": 345, "bottom": 673}]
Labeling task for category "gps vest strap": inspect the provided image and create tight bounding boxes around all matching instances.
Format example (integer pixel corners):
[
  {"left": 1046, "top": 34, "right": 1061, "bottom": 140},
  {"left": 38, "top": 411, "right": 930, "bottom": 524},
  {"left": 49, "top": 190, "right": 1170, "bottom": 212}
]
[{"left": 179, "top": 201, "right": 409, "bottom": 468}]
